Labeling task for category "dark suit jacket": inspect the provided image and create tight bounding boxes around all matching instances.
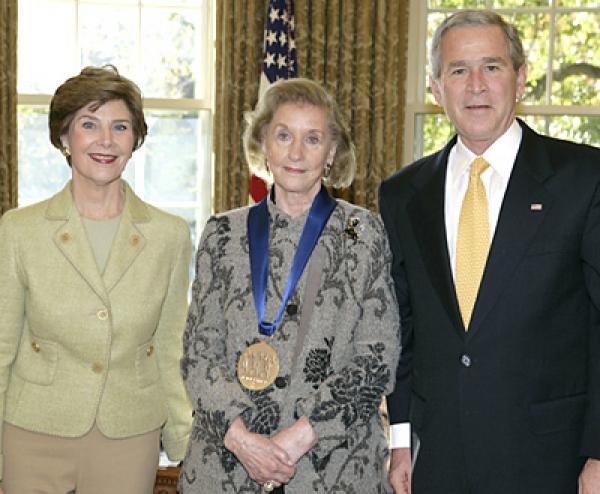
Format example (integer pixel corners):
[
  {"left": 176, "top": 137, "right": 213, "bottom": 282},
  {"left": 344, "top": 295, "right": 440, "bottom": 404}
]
[{"left": 379, "top": 121, "right": 600, "bottom": 494}]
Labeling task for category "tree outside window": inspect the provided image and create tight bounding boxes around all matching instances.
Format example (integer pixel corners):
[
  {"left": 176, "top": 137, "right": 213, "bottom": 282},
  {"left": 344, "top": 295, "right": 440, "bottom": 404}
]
[{"left": 405, "top": 0, "right": 600, "bottom": 162}]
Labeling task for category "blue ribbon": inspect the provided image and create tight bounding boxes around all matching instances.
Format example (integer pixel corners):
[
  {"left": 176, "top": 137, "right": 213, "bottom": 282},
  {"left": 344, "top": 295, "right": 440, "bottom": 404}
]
[{"left": 248, "top": 185, "right": 337, "bottom": 336}]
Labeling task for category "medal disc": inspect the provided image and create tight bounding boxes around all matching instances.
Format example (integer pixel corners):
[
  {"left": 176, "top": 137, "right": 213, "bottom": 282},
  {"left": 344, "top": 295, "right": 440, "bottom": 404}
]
[{"left": 237, "top": 341, "right": 280, "bottom": 391}]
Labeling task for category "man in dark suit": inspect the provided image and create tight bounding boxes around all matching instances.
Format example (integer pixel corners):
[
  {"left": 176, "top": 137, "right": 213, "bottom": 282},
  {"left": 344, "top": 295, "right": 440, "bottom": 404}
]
[{"left": 380, "top": 10, "right": 600, "bottom": 494}]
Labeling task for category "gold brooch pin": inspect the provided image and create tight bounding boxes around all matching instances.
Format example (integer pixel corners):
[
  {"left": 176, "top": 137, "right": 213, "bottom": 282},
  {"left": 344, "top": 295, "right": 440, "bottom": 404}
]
[{"left": 344, "top": 216, "right": 361, "bottom": 242}]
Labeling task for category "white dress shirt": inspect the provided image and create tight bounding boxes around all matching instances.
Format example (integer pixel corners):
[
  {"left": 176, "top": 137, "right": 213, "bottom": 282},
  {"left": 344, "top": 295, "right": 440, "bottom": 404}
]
[{"left": 389, "top": 120, "right": 523, "bottom": 449}]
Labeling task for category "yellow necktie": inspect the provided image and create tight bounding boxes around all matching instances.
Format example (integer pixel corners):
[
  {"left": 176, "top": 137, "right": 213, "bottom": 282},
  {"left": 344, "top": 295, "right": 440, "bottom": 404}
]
[{"left": 455, "top": 157, "right": 490, "bottom": 330}]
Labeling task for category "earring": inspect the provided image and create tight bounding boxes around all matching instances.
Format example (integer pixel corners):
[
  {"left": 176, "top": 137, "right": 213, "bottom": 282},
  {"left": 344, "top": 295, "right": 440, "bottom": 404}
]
[
  {"left": 324, "top": 161, "right": 332, "bottom": 178},
  {"left": 62, "top": 146, "right": 71, "bottom": 157}
]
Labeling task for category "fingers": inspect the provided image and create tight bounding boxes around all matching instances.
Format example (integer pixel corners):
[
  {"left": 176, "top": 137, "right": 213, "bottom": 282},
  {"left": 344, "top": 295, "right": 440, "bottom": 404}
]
[
  {"left": 389, "top": 447, "right": 412, "bottom": 494},
  {"left": 235, "top": 434, "right": 296, "bottom": 485},
  {"left": 271, "top": 416, "right": 316, "bottom": 464},
  {"left": 389, "top": 468, "right": 410, "bottom": 494},
  {"left": 224, "top": 417, "right": 295, "bottom": 484}
]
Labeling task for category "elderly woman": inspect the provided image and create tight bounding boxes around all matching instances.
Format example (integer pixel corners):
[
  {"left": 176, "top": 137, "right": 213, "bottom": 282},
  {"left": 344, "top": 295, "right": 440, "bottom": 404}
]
[
  {"left": 0, "top": 66, "right": 192, "bottom": 494},
  {"left": 180, "top": 78, "right": 400, "bottom": 493}
]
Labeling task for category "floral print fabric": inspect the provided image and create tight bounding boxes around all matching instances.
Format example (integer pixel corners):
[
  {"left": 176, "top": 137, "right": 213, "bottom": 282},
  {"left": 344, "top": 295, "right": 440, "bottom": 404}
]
[{"left": 180, "top": 199, "right": 400, "bottom": 493}]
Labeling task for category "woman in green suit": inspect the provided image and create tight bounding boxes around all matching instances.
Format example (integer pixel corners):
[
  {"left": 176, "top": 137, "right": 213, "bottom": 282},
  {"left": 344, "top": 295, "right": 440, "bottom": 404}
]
[{"left": 0, "top": 66, "right": 192, "bottom": 494}]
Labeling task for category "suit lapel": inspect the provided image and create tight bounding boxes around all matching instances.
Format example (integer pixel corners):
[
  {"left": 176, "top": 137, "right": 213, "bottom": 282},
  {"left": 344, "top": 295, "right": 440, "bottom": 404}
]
[
  {"left": 407, "top": 139, "right": 464, "bottom": 335},
  {"left": 47, "top": 182, "right": 108, "bottom": 305},
  {"left": 103, "top": 183, "right": 149, "bottom": 293},
  {"left": 468, "top": 122, "right": 555, "bottom": 336}
]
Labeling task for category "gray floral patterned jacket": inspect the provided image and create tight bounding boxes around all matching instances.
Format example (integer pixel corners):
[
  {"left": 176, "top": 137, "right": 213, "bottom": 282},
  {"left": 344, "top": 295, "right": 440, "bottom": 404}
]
[{"left": 180, "top": 198, "right": 401, "bottom": 493}]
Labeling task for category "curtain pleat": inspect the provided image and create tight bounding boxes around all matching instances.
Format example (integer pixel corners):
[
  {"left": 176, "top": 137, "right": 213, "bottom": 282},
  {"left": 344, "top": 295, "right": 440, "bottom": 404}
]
[
  {"left": 213, "top": 0, "right": 265, "bottom": 213},
  {"left": 0, "top": 0, "right": 18, "bottom": 216},
  {"left": 295, "top": 0, "right": 409, "bottom": 210},
  {"left": 213, "top": 0, "right": 409, "bottom": 213}
]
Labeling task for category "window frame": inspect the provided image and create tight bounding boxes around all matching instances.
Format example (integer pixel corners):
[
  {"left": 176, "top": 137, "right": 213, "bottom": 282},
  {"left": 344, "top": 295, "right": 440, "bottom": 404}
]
[
  {"left": 16, "top": 0, "right": 215, "bottom": 245},
  {"left": 403, "top": 0, "right": 600, "bottom": 166}
]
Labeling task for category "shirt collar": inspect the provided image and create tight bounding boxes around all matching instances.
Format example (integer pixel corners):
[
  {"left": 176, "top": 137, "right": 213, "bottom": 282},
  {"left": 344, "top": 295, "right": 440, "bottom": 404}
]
[{"left": 451, "top": 120, "right": 522, "bottom": 186}]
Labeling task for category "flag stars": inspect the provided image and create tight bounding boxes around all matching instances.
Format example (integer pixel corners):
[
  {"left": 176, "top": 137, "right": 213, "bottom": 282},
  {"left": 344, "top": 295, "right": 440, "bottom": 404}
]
[
  {"left": 264, "top": 52, "right": 276, "bottom": 68},
  {"left": 263, "top": 0, "right": 297, "bottom": 84},
  {"left": 266, "top": 30, "right": 277, "bottom": 46}
]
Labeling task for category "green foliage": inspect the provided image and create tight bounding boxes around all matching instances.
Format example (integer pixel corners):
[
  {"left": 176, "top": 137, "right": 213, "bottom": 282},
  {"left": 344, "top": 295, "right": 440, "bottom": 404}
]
[
  {"left": 420, "top": 114, "right": 456, "bottom": 157},
  {"left": 419, "top": 4, "right": 600, "bottom": 160}
]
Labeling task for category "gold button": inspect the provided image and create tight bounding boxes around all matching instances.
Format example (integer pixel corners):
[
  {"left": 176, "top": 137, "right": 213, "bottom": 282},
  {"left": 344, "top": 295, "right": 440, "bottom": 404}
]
[
  {"left": 60, "top": 232, "right": 71, "bottom": 243},
  {"left": 31, "top": 342, "right": 41, "bottom": 353},
  {"left": 130, "top": 234, "right": 141, "bottom": 246},
  {"left": 146, "top": 345, "right": 154, "bottom": 357},
  {"left": 92, "top": 362, "right": 104, "bottom": 374},
  {"left": 97, "top": 308, "right": 109, "bottom": 320}
]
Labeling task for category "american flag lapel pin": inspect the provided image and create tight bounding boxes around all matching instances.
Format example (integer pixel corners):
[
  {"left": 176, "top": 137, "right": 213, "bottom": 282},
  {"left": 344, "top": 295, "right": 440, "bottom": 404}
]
[{"left": 530, "top": 203, "right": 543, "bottom": 211}]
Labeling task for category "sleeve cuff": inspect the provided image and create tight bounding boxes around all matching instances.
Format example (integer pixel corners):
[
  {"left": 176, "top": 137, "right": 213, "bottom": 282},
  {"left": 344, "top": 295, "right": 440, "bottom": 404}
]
[
  {"left": 389, "top": 422, "right": 411, "bottom": 449},
  {"left": 162, "top": 433, "right": 190, "bottom": 462}
]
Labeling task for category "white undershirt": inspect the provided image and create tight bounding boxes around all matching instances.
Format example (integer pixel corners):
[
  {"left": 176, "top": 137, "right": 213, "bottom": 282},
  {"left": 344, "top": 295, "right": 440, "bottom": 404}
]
[{"left": 389, "top": 120, "right": 523, "bottom": 449}]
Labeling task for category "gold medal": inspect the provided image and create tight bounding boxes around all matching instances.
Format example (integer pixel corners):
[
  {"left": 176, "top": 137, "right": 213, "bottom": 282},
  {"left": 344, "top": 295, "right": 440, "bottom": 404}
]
[{"left": 237, "top": 341, "right": 280, "bottom": 391}]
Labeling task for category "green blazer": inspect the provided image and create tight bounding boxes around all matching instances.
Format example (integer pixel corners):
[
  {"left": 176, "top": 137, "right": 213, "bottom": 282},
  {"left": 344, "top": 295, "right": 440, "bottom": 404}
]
[{"left": 0, "top": 181, "right": 193, "bottom": 478}]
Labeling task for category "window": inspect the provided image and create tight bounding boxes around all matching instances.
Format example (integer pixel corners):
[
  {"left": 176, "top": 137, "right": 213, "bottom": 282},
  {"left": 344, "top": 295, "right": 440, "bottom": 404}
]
[
  {"left": 17, "top": 0, "right": 214, "bottom": 246},
  {"left": 404, "top": 0, "right": 600, "bottom": 164}
]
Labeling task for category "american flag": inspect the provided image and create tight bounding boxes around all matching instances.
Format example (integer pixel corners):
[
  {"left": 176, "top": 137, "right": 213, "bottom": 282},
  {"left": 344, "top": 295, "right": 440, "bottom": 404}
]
[
  {"left": 261, "top": 0, "right": 297, "bottom": 89},
  {"left": 250, "top": 0, "right": 297, "bottom": 203}
]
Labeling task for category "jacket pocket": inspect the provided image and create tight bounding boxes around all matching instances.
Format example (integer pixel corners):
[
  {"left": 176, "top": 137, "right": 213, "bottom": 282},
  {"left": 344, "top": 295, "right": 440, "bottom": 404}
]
[
  {"left": 529, "top": 393, "right": 586, "bottom": 435},
  {"left": 135, "top": 341, "right": 160, "bottom": 388},
  {"left": 14, "top": 333, "right": 58, "bottom": 385}
]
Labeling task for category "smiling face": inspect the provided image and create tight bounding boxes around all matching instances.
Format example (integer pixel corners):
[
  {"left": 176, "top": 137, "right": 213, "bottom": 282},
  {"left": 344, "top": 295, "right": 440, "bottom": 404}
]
[
  {"left": 262, "top": 102, "right": 336, "bottom": 209},
  {"left": 431, "top": 25, "right": 527, "bottom": 155},
  {"left": 61, "top": 99, "right": 135, "bottom": 189}
]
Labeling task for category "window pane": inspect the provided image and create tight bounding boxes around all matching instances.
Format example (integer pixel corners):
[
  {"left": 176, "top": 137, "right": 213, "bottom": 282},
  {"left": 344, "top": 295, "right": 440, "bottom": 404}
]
[
  {"left": 425, "top": 11, "right": 552, "bottom": 105},
  {"left": 552, "top": 12, "right": 600, "bottom": 105},
  {"left": 417, "top": 113, "right": 599, "bottom": 162},
  {"left": 160, "top": 207, "right": 203, "bottom": 292},
  {"left": 425, "top": 12, "right": 447, "bottom": 104},
  {"left": 521, "top": 115, "right": 600, "bottom": 147},
  {"left": 556, "top": 0, "right": 600, "bottom": 6},
  {"left": 417, "top": 113, "right": 456, "bottom": 159},
  {"left": 141, "top": 6, "right": 208, "bottom": 98},
  {"left": 142, "top": 0, "right": 204, "bottom": 5},
  {"left": 511, "top": 13, "right": 550, "bottom": 105},
  {"left": 82, "top": 0, "right": 138, "bottom": 4},
  {"left": 519, "top": 115, "right": 547, "bottom": 135},
  {"left": 18, "top": 106, "right": 71, "bottom": 205},
  {"left": 549, "top": 115, "right": 600, "bottom": 147},
  {"left": 79, "top": 3, "right": 138, "bottom": 75},
  {"left": 141, "top": 109, "right": 211, "bottom": 203},
  {"left": 18, "top": 0, "right": 77, "bottom": 94},
  {"left": 428, "top": 0, "right": 484, "bottom": 7},
  {"left": 493, "top": 0, "right": 549, "bottom": 6},
  {"left": 162, "top": 207, "right": 200, "bottom": 248}
]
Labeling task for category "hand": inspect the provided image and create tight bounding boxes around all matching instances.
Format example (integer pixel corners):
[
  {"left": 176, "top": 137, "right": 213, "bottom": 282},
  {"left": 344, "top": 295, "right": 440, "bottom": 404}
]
[
  {"left": 224, "top": 416, "right": 296, "bottom": 486},
  {"left": 272, "top": 416, "right": 317, "bottom": 464},
  {"left": 389, "top": 447, "right": 411, "bottom": 494},
  {"left": 579, "top": 458, "right": 600, "bottom": 494}
]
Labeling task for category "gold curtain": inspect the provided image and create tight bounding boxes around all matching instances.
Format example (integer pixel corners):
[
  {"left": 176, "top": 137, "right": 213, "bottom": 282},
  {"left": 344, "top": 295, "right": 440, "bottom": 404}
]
[
  {"left": 295, "top": 0, "right": 408, "bottom": 211},
  {"left": 213, "top": 0, "right": 409, "bottom": 213},
  {"left": 0, "top": 0, "right": 18, "bottom": 216},
  {"left": 213, "top": 0, "right": 266, "bottom": 213}
]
